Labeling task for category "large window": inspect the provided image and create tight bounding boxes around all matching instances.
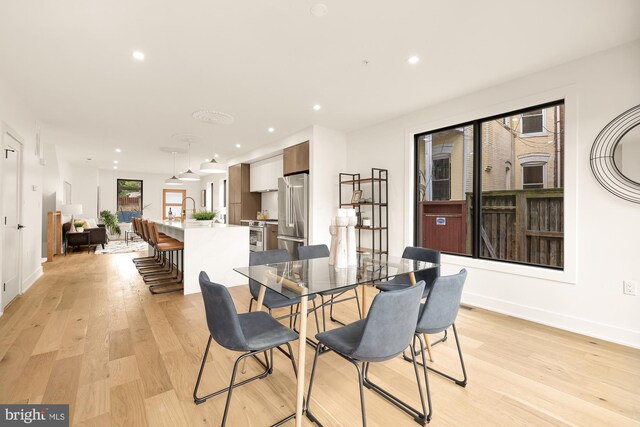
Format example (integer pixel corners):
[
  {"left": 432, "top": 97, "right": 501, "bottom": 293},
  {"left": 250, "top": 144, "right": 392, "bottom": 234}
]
[
  {"left": 117, "top": 179, "right": 143, "bottom": 212},
  {"left": 415, "top": 101, "right": 564, "bottom": 269}
]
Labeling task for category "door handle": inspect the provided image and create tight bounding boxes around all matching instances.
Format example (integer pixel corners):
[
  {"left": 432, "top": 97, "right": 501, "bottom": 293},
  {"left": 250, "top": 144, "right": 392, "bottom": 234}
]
[
  {"left": 289, "top": 186, "right": 294, "bottom": 227},
  {"left": 17, "top": 224, "right": 25, "bottom": 229}
]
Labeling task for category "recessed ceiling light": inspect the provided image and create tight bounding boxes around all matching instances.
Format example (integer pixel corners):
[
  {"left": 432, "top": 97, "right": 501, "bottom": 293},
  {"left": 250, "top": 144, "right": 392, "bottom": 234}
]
[
  {"left": 313, "top": 104, "right": 321, "bottom": 111},
  {"left": 132, "top": 51, "right": 145, "bottom": 61},
  {"left": 205, "top": 158, "right": 210, "bottom": 162},
  {"left": 113, "top": 160, "right": 118, "bottom": 164},
  {"left": 115, "top": 148, "right": 121, "bottom": 153},
  {"left": 214, "top": 154, "right": 219, "bottom": 158},
  {"left": 268, "top": 127, "right": 275, "bottom": 133},
  {"left": 235, "top": 144, "right": 241, "bottom": 148},
  {"left": 408, "top": 55, "right": 420, "bottom": 65},
  {"left": 113, "top": 166, "right": 118, "bottom": 169}
]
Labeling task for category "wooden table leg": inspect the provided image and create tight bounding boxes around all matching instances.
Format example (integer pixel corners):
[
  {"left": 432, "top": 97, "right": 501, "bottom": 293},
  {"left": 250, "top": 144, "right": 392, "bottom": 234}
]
[
  {"left": 409, "top": 272, "right": 433, "bottom": 362},
  {"left": 255, "top": 285, "right": 266, "bottom": 311},
  {"left": 360, "top": 284, "right": 368, "bottom": 317},
  {"left": 295, "top": 295, "right": 308, "bottom": 427}
]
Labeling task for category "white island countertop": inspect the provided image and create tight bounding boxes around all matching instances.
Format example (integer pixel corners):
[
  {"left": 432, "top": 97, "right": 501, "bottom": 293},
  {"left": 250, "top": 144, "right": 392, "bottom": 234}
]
[{"left": 154, "top": 220, "right": 249, "bottom": 294}]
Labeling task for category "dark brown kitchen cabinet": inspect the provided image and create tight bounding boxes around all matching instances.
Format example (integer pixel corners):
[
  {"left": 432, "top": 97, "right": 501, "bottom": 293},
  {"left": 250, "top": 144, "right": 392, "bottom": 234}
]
[
  {"left": 229, "top": 164, "right": 242, "bottom": 204},
  {"left": 228, "top": 203, "right": 242, "bottom": 226},
  {"left": 227, "top": 164, "right": 261, "bottom": 225},
  {"left": 283, "top": 141, "right": 309, "bottom": 176},
  {"left": 266, "top": 224, "right": 278, "bottom": 250}
]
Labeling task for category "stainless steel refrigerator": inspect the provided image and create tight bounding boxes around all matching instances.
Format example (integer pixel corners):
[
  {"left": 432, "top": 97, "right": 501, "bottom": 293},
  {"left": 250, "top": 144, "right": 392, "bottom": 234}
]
[{"left": 278, "top": 173, "right": 308, "bottom": 258}]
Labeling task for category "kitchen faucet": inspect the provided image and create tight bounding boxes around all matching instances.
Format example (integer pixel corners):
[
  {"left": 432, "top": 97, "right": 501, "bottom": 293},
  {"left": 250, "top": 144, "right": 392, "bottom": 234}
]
[{"left": 181, "top": 197, "right": 196, "bottom": 221}]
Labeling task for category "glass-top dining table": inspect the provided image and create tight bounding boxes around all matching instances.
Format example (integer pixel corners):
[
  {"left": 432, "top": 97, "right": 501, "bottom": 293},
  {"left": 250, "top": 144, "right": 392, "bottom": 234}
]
[{"left": 234, "top": 253, "right": 439, "bottom": 427}]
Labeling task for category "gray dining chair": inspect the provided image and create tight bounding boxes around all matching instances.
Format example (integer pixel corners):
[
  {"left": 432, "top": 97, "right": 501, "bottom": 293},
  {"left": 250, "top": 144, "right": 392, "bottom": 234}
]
[
  {"left": 193, "top": 272, "right": 299, "bottom": 427},
  {"left": 413, "top": 269, "right": 468, "bottom": 392},
  {"left": 297, "top": 244, "right": 362, "bottom": 330},
  {"left": 376, "top": 246, "right": 440, "bottom": 297},
  {"left": 247, "top": 249, "right": 319, "bottom": 331},
  {"left": 306, "top": 281, "right": 429, "bottom": 426}
]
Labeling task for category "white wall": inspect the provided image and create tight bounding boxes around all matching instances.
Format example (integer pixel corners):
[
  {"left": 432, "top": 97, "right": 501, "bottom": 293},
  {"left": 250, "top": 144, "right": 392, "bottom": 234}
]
[
  {"left": 0, "top": 78, "right": 45, "bottom": 313},
  {"left": 310, "top": 125, "right": 347, "bottom": 246},
  {"left": 98, "top": 169, "right": 202, "bottom": 221},
  {"left": 346, "top": 40, "right": 640, "bottom": 348},
  {"left": 72, "top": 164, "right": 99, "bottom": 220},
  {"left": 41, "top": 143, "right": 72, "bottom": 256},
  {"left": 201, "top": 173, "right": 227, "bottom": 216}
]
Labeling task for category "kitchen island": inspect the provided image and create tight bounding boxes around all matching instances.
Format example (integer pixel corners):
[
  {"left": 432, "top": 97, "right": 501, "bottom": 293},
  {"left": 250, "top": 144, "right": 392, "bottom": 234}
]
[{"left": 154, "top": 220, "right": 249, "bottom": 294}]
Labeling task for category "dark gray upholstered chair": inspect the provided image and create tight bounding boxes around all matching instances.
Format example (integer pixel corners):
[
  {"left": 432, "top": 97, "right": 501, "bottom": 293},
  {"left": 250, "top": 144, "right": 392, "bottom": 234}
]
[
  {"left": 297, "top": 244, "right": 362, "bottom": 330},
  {"left": 415, "top": 269, "right": 468, "bottom": 384},
  {"left": 194, "top": 272, "right": 299, "bottom": 427},
  {"left": 376, "top": 246, "right": 440, "bottom": 298},
  {"left": 247, "top": 249, "right": 319, "bottom": 331},
  {"left": 306, "top": 282, "right": 429, "bottom": 426}
]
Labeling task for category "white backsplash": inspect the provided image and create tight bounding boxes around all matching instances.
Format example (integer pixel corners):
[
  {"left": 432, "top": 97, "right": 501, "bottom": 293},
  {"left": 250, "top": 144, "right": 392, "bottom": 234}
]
[{"left": 261, "top": 191, "right": 278, "bottom": 219}]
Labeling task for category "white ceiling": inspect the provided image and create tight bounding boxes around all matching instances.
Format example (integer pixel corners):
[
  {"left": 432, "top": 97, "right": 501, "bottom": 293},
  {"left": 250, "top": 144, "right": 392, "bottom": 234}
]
[{"left": 1, "top": 0, "right": 639, "bottom": 174}]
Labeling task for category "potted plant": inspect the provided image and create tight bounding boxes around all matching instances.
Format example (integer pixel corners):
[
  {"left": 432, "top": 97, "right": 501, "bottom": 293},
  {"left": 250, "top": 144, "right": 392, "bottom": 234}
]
[
  {"left": 99, "top": 210, "right": 121, "bottom": 238},
  {"left": 193, "top": 210, "right": 218, "bottom": 222},
  {"left": 74, "top": 220, "right": 86, "bottom": 232},
  {"left": 361, "top": 216, "right": 371, "bottom": 227}
]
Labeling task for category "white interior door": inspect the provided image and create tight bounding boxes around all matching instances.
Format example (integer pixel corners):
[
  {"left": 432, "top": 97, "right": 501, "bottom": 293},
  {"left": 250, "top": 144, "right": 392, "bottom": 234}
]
[{"left": 2, "top": 131, "right": 22, "bottom": 309}]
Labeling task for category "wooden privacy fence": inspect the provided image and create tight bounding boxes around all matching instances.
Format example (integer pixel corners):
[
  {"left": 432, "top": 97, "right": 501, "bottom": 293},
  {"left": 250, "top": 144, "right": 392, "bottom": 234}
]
[
  {"left": 466, "top": 189, "right": 564, "bottom": 268},
  {"left": 117, "top": 196, "right": 140, "bottom": 211}
]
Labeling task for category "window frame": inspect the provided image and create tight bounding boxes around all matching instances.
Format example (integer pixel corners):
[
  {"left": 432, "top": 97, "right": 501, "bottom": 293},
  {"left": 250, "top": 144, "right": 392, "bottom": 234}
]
[
  {"left": 116, "top": 179, "right": 144, "bottom": 212},
  {"left": 520, "top": 109, "right": 547, "bottom": 137},
  {"left": 413, "top": 99, "right": 564, "bottom": 271},
  {"left": 519, "top": 153, "right": 551, "bottom": 189},
  {"left": 162, "top": 188, "right": 186, "bottom": 219}
]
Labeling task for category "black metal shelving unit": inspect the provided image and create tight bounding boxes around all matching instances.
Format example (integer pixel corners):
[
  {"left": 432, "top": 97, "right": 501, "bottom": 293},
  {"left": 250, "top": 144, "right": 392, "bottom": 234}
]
[{"left": 339, "top": 168, "right": 388, "bottom": 255}]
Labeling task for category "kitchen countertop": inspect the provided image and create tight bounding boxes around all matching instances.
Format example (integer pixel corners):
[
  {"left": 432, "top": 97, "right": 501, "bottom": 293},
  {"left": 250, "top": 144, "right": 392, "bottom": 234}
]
[{"left": 159, "top": 220, "right": 242, "bottom": 230}]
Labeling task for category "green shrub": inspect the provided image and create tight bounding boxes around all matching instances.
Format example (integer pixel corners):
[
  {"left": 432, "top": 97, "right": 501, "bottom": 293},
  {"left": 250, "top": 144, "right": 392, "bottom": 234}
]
[
  {"left": 100, "top": 210, "right": 121, "bottom": 235},
  {"left": 193, "top": 210, "right": 218, "bottom": 221}
]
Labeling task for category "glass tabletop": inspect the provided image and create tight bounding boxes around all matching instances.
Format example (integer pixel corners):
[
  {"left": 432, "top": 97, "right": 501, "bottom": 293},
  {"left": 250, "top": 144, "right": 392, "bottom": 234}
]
[{"left": 234, "top": 254, "right": 438, "bottom": 299}]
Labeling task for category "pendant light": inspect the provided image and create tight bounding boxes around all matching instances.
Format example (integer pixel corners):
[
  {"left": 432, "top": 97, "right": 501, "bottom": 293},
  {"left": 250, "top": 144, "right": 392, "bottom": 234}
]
[
  {"left": 165, "top": 151, "right": 183, "bottom": 186},
  {"left": 199, "top": 156, "right": 225, "bottom": 174},
  {"left": 179, "top": 142, "right": 200, "bottom": 181},
  {"left": 199, "top": 123, "right": 226, "bottom": 174}
]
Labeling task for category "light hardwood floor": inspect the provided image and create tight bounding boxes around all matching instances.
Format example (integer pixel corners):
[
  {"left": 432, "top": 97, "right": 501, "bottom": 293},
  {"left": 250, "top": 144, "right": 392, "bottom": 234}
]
[{"left": 0, "top": 252, "right": 639, "bottom": 426}]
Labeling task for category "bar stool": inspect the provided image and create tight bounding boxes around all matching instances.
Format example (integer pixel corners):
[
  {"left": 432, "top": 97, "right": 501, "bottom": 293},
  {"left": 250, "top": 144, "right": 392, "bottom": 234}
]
[
  {"left": 145, "top": 222, "right": 184, "bottom": 294},
  {"left": 135, "top": 220, "right": 173, "bottom": 274},
  {"left": 132, "top": 219, "right": 163, "bottom": 266}
]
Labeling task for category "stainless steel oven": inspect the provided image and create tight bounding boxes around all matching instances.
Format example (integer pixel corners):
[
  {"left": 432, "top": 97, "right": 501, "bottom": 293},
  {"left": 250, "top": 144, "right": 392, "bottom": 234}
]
[{"left": 248, "top": 221, "right": 266, "bottom": 252}]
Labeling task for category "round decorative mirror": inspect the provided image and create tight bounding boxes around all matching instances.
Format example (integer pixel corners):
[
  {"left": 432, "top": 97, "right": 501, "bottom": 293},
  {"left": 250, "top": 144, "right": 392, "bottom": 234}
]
[
  {"left": 590, "top": 105, "right": 640, "bottom": 203},
  {"left": 613, "top": 124, "right": 640, "bottom": 184}
]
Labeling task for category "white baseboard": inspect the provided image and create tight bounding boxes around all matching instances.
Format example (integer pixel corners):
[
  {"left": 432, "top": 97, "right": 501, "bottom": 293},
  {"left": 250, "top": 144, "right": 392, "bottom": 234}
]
[
  {"left": 462, "top": 291, "right": 640, "bottom": 350},
  {"left": 22, "top": 267, "right": 43, "bottom": 294}
]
